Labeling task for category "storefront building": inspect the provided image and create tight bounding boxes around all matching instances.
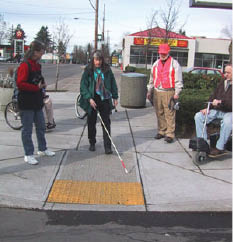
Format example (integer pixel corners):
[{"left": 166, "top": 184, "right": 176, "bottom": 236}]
[{"left": 122, "top": 27, "right": 230, "bottom": 71}]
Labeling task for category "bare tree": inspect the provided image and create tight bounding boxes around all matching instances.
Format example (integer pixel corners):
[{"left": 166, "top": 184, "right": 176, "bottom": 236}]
[
  {"left": 221, "top": 23, "right": 232, "bottom": 39},
  {"left": 221, "top": 23, "right": 232, "bottom": 63},
  {"left": 145, "top": 11, "right": 158, "bottom": 69},
  {"left": 53, "top": 18, "right": 72, "bottom": 58},
  {"left": 149, "top": 0, "right": 187, "bottom": 42},
  {"left": 0, "top": 14, "right": 9, "bottom": 45},
  {"left": 53, "top": 18, "right": 73, "bottom": 90},
  {"left": 143, "top": 0, "right": 187, "bottom": 69}
]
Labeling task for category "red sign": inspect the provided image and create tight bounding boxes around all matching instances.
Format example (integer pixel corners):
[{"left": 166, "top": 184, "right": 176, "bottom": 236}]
[
  {"left": 134, "top": 37, "right": 188, "bottom": 48},
  {"left": 177, "top": 40, "right": 188, "bottom": 48},
  {"left": 134, "top": 38, "right": 144, "bottom": 45},
  {"left": 16, "top": 30, "right": 23, "bottom": 39}
]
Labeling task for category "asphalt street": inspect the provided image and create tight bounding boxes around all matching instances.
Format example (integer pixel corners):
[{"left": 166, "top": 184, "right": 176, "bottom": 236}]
[{"left": 0, "top": 63, "right": 83, "bottom": 86}]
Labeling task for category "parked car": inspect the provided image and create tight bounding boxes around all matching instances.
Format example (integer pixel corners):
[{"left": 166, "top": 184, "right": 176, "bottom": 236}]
[
  {"left": 186, "top": 67, "right": 224, "bottom": 78},
  {"left": 0, "top": 57, "right": 8, "bottom": 62}
]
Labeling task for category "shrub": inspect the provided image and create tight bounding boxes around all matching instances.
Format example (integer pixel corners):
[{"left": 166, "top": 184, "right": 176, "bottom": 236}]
[
  {"left": 124, "top": 66, "right": 151, "bottom": 82},
  {"left": 0, "top": 75, "right": 14, "bottom": 88},
  {"left": 183, "top": 73, "right": 221, "bottom": 90},
  {"left": 175, "top": 88, "right": 213, "bottom": 138},
  {"left": 124, "top": 65, "right": 136, "bottom": 73}
]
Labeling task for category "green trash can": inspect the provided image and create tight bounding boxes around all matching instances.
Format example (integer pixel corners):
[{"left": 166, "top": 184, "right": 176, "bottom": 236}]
[{"left": 120, "top": 73, "right": 147, "bottom": 108}]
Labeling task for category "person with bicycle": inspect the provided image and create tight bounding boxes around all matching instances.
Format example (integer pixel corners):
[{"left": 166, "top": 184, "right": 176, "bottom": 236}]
[
  {"left": 79, "top": 50, "right": 118, "bottom": 154},
  {"left": 194, "top": 64, "right": 232, "bottom": 157},
  {"left": 16, "top": 40, "right": 55, "bottom": 165}
]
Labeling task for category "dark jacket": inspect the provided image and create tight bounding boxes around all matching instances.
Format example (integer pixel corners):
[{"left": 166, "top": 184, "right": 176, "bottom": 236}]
[
  {"left": 17, "top": 59, "right": 44, "bottom": 110},
  {"left": 209, "top": 79, "right": 232, "bottom": 112},
  {"left": 80, "top": 64, "right": 118, "bottom": 114}
]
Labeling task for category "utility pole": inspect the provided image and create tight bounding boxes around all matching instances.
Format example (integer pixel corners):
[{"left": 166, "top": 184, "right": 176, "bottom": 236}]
[
  {"left": 94, "top": 0, "right": 99, "bottom": 50},
  {"left": 11, "top": 24, "right": 14, "bottom": 58},
  {"left": 102, "top": 4, "right": 105, "bottom": 42},
  {"left": 102, "top": 4, "right": 105, "bottom": 53}
]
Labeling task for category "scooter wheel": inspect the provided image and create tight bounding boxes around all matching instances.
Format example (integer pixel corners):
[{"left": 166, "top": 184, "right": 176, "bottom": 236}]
[{"left": 192, "top": 151, "right": 207, "bottom": 166}]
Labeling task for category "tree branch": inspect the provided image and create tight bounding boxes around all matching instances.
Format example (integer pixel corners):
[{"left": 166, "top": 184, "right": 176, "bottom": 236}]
[{"left": 88, "top": 0, "right": 96, "bottom": 10}]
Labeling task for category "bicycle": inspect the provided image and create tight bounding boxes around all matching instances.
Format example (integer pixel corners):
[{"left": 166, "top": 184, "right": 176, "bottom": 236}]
[
  {"left": 75, "top": 93, "right": 88, "bottom": 119},
  {"left": 4, "top": 97, "right": 56, "bottom": 131},
  {"left": 4, "top": 99, "right": 22, "bottom": 130}
]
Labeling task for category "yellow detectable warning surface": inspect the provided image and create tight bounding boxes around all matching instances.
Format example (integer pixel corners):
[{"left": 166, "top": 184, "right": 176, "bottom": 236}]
[{"left": 47, "top": 180, "right": 145, "bottom": 205}]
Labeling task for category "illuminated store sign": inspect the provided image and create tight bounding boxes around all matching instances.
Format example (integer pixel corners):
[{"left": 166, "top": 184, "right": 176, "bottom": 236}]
[{"left": 134, "top": 37, "right": 188, "bottom": 48}]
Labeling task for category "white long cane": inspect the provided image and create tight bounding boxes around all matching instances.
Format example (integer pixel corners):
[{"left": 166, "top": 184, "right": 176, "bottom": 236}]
[{"left": 97, "top": 110, "right": 128, "bottom": 174}]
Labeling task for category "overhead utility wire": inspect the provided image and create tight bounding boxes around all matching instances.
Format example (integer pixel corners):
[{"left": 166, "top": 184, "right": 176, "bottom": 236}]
[
  {"left": 3, "top": 0, "right": 92, "bottom": 10},
  {"left": 2, "top": 11, "right": 94, "bottom": 16}
]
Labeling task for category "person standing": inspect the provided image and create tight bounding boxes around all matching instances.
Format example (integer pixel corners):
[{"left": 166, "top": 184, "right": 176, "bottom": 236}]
[
  {"left": 147, "top": 43, "right": 183, "bottom": 143},
  {"left": 194, "top": 64, "right": 232, "bottom": 157},
  {"left": 42, "top": 91, "right": 56, "bottom": 130},
  {"left": 79, "top": 50, "right": 118, "bottom": 154},
  {"left": 17, "top": 40, "right": 55, "bottom": 165}
]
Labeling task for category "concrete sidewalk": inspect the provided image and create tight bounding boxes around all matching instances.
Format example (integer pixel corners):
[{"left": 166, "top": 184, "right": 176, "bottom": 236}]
[{"left": 0, "top": 67, "right": 231, "bottom": 212}]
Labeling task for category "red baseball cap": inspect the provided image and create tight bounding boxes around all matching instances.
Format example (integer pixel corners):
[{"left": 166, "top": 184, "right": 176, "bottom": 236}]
[{"left": 158, "top": 43, "right": 170, "bottom": 54}]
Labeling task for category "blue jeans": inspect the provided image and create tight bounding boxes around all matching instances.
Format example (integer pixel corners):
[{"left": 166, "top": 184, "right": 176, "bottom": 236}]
[
  {"left": 194, "top": 109, "right": 232, "bottom": 150},
  {"left": 20, "top": 109, "right": 47, "bottom": 156}
]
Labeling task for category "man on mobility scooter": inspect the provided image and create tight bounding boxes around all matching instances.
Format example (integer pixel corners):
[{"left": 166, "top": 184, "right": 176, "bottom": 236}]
[{"left": 192, "top": 64, "right": 232, "bottom": 159}]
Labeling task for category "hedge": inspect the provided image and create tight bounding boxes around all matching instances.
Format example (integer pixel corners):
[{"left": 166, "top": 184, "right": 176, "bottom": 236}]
[{"left": 175, "top": 88, "right": 214, "bottom": 138}]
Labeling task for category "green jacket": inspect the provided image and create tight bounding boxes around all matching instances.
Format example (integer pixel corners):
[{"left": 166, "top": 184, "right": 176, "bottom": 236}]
[{"left": 79, "top": 64, "right": 118, "bottom": 114}]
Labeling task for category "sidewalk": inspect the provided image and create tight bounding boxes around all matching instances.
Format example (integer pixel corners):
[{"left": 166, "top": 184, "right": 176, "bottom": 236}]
[{"left": 0, "top": 67, "right": 231, "bottom": 211}]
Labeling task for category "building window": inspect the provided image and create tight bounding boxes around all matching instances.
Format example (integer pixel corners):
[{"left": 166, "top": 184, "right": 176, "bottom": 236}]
[
  {"left": 130, "top": 46, "right": 188, "bottom": 67},
  {"left": 170, "top": 50, "right": 188, "bottom": 66},
  {"left": 194, "top": 53, "right": 229, "bottom": 68}
]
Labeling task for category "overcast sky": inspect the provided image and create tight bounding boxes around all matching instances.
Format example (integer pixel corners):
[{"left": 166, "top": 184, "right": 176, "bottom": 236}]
[{"left": 1, "top": 0, "right": 232, "bottom": 52}]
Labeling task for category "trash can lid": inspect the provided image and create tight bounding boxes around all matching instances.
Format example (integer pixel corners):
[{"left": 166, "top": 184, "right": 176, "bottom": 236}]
[{"left": 121, "top": 72, "right": 147, "bottom": 78}]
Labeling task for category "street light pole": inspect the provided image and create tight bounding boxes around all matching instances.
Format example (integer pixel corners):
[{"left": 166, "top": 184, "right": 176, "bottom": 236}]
[{"left": 94, "top": 0, "right": 99, "bottom": 50}]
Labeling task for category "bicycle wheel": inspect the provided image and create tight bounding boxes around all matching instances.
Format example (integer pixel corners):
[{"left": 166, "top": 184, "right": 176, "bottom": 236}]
[
  {"left": 75, "top": 93, "right": 87, "bottom": 119},
  {"left": 4, "top": 101, "right": 22, "bottom": 130}
]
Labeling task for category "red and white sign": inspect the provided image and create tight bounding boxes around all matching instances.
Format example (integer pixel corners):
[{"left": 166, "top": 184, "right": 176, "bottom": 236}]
[
  {"left": 15, "top": 30, "right": 23, "bottom": 39},
  {"left": 133, "top": 37, "right": 188, "bottom": 48}
]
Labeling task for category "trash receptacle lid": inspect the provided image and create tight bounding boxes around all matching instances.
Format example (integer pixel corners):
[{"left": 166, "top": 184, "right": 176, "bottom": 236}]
[{"left": 121, "top": 72, "right": 147, "bottom": 78}]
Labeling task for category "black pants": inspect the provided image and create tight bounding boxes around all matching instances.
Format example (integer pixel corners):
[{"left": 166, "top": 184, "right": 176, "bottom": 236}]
[{"left": 88, "top": 95, "right": 111, "bottom": 149}]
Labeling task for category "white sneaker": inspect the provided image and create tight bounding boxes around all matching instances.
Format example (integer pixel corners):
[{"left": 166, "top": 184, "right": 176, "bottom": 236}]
[
  {"left": 37, "top": 149, "right": 55, "bottom": 157},
  {"left": 24, "top": 155, "right": 39, "bottom": 165}
]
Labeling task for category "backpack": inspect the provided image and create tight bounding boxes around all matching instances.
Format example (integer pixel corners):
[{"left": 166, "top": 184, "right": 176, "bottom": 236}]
[{"left": 13, "top": 61, "right": 31, "bottom": 100}]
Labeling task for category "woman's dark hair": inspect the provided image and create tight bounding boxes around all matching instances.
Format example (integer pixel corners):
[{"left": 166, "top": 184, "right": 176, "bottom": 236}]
[
  {"left": 24, "top": 40, "right": 45, "bottom": 60},
  {"left": 89, "top": 50, "right": 108, "bottom": 72}
]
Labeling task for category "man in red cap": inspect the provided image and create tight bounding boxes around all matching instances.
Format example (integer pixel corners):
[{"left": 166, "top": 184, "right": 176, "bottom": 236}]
[{"left": 147, "top": 43, "right": 183, "bottom": 143}]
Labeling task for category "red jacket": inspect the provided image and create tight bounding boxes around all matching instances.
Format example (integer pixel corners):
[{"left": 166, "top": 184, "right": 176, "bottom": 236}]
[
  {"left": 17, "top": 59, "right": 41, "bottom": 92},
  {"left": 17, "top": 58, "right": 44, "bottom": 110}
]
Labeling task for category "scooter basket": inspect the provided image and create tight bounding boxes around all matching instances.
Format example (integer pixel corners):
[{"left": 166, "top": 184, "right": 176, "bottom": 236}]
[{"left": 189, "top": 137, "right": 210, "bottom": 153}]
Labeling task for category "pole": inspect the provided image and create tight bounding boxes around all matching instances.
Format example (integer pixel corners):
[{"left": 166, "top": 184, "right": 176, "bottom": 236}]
[
  {"left": 102, "top": 4, "right": 105, "bottom": 41},
  {"left": 94, "top": 0, "right": 99, "bottom": 50},
  {"left": 102, "top": 4, "right": 105, "bottom": 53},
  {"left": 11, "top": 25, "right": 14, "bottom": 58},
  {"left": 55, "top": 57, "right": 60, "bottom": 91}
]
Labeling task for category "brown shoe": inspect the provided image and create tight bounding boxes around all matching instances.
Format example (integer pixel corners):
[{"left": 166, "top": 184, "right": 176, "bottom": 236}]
[
  {"left": 154, "top": 134, "right": 164, "bottom": 139},
  {"left": 165, "top": 136, "right": 173, "bottom": 143},
  {"left": 209, "top": 148, "right": 227, "bottom": 157}
]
